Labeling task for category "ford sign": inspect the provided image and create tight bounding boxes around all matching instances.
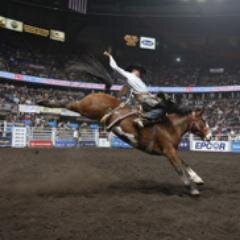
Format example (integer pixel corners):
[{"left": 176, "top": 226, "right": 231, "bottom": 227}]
[{"left": 140, "top": 37, "right": 156, "bottom": 50}]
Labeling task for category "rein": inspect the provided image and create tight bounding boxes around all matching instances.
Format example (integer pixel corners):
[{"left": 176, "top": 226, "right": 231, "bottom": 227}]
[{"left": 106, "top": 110, "right": 139, "bottom": 131}]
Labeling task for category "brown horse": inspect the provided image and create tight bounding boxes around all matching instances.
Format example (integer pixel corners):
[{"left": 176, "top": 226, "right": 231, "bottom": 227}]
[{"left": 43, "top": 93, "right": 212, "bottom": 196}]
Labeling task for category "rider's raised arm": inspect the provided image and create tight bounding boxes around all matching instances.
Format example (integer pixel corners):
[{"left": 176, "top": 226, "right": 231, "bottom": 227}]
[{"left": 109, "top": 55, "right": 132, "bottom": 80}]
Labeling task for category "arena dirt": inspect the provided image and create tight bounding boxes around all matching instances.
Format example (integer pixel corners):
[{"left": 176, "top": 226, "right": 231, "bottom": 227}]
[{"left": 0, "top": 148, "right": 239, "bottom": 240}]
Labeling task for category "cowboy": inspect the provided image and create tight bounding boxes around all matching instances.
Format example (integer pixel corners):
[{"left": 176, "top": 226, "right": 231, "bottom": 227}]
[{"left": 104, "top": 51, "right": 189, "bottom": 127}]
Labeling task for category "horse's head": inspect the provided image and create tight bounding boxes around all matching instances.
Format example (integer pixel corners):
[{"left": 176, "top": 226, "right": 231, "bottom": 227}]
[{"left": 188, "top": 109, "right": 212, "bottom": 141}]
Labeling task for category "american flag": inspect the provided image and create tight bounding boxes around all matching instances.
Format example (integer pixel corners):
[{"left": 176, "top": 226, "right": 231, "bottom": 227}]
[{"left": 68, "top": 0, "right": 87, "bottom": 14}]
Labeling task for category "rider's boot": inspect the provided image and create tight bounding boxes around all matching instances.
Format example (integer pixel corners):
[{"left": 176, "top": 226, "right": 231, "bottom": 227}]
[
  {"left": 133, "top": 118, "right": 144, "bottom": 128},
  {"left": 134, "top": 109, "right": 165, "bottom": 128}
]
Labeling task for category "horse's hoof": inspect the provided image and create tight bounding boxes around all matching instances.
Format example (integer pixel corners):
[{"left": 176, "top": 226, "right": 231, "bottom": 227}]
[
  {"left": 196, "top": 181, "right": 204, "bottom": 186},
  {"left": 190, "top": 189, "right": 200, "bottom": 197}
]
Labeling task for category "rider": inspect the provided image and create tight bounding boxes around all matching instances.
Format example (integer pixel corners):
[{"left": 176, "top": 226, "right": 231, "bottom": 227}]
[{"left": 104, "top": 51, "right": 190, "bottom": 127}]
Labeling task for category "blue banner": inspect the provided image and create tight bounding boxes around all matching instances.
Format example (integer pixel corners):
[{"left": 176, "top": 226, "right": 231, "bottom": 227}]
[
  {"left": 1, "top": 70, "right": 240, "bottom": 93},
  {"left": 55, "top": 139, "right": 76, "bottom": 148},
  {"left": 0, "top": 136, "right": 11, "bottom": 147},
  {"left": 231, "top": 141, "right": 240, "bottom": 153},
  {"left": 111, "top": 136, "right": 132, "bottom": 148},
  {"left": 178, "top": 139, "right": 190, "bottom": 151}
]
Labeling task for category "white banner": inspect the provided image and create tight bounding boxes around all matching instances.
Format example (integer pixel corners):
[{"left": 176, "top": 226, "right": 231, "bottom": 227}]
[
  {"left": 5, "top": 18, "right": 23, "bottom": 32},
  {"left": 209, "top": 68, "right": 224, "bottom": 74},
  {"left": 19, "top": 104, "right": 80, "bottom": 117},
  {"left": 190, "top": 140, "right": 231, "bottom": 152},
  {"left": 140, "top": 36, "right": 156, "bottom": 50},
  {"left": 50, "top": 30, "right": 65, "bottom": 42},
  {"left": 0, "top": 16, "right": 6, "bottom": 28},
  {"left": 12, "top": 127, "right": 27, "bottom": 148},
  {"left": 19, "top": 104, "right": 41, "bottom": 113}
]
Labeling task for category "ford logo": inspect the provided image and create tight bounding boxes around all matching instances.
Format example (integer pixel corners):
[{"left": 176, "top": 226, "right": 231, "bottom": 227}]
[{"left": 141, "top": 40, "right": 154, "bottom": 46}]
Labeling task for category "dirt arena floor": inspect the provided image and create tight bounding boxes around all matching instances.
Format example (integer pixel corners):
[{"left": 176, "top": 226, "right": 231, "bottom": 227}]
[{"left": 0, "top": 148, "right": 239, "bottom": 240}]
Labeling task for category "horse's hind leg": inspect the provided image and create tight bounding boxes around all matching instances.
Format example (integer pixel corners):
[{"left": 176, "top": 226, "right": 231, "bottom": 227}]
[
  {"left": 182, "top": 162, "right": 204, "bottom": 185},
  {"left": 164, "top": 148, "right": 200, "bottom": 196}
]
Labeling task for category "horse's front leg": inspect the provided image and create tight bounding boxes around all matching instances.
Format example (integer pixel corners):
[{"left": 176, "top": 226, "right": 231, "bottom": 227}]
[
  {"left": 164, "top": 148, "right": 200, "bottom": 196},
  {"left": 113, "top": 126, "right": 137, "bottom": 146},
  {"left": 182, "top": 161, "right": 204, "bottom": 185}
]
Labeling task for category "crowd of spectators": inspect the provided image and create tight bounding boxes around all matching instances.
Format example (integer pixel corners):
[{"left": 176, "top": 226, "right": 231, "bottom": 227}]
[
  {"left": 0, "top": 82, "right": 239, "bottom": 135},
  {"left": 149, "top": 64, "right": 240, "bottom": 87},
  {"left": 185, "top": 97, "right": 240, "bottom": 137},
  {"left": 1, "top": 42, "right": 240, "bottom": 87},
  {"left": 0, "top": 41, "right": 239, "bottom": 135},
  {"left": 0, "top": 83, "right": 86, "bottom": 129}
]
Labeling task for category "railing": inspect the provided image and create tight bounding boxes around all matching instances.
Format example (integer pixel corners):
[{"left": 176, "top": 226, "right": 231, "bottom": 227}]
[{"left": 0, "top": 120, "right": 239, "bottom": 153}]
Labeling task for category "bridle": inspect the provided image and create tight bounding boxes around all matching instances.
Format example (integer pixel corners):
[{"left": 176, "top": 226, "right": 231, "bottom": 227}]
[{"left": 187, "top": 112, "right": 209, "bottom": 135}]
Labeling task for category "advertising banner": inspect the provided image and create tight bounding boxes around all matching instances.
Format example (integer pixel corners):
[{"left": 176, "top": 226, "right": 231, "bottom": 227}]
[
  {"left": 18, "top": 104, "right": 80, "bottom": 117},
  {"left": 5, "top": 18, "right": 23, "bottom": 32},
  {"left": 190, "top": 140, "right": 231, "bottom": 152},
  {"left": 2, "top": 70, "right": 240, "bottom": 93},
  {"left": 178, "top": 139, "right": 190, "bottom": 151},
  {"left": 19, "top": 104, "right": 41, "bottom": 113},
  {"left": 124, "top": 35, "right": 139, "bottom": 47},
  {"left": 55, "top": 139, "right": 76, "bottom": 148},
  {"left": 24, "top": 24, "right": 49, "bottom": 37},
  {"left": 11, "top": 127, "right": 27, "bottom": 148},
  {"left": 231, "top": 141, "right": 240, "bottom": 153},
  {"left": 140, "top": 36, "right": 156, "bottom": 50},
  {"left": 111, "top": 136, "right": 132, "bottom": 148},
  {"left": 50, "top": 30, "right": 65, "bottom": 42},
  {"left": 0, "top": 16, "right": 6, "bottom": 28},
  {"left": 78, "top": 141, "right": 96, "bottom": 147},
  {"left": 0, "top": 136, "right": 11, "bottom": 147},
  {"left": 98, "top": 138, "right": 111, "bottom": 148},
  {"left": 29, "top": 140, "right": 53, "bottom": 148}
]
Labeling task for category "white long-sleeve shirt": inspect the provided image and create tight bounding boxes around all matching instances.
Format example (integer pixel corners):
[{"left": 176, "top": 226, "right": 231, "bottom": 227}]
[{"left": 109, "top": 56, "right": 149, "bottom": 93}]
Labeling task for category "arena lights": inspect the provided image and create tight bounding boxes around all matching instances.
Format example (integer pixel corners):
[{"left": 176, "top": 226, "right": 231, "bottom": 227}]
[
  {"left": 181, "top": 0, "right": 224, "bottom": 2},
  {"left": 176, "top": 57, "right": 182, "bottom": 63}
]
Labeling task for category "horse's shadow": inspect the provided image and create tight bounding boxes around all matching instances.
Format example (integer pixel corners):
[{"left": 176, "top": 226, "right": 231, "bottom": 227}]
[{"left": 107, "top": 180, "right": 192, "bottom": 197}]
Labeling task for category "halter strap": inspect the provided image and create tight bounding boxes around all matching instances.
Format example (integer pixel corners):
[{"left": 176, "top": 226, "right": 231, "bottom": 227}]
[
  {"left": 187, "top": 112, "right": 197, "bottom": 132},
  {"left": 187, "top": 112, "right": 209, "bottom": 134}
]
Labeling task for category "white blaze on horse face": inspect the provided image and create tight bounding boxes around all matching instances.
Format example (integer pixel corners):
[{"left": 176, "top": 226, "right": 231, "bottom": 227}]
[{"left": 204, "top": 123, "right": 212, "bottom": 141}]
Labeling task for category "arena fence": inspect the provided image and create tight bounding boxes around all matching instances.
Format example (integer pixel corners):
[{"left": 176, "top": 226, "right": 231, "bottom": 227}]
[{"left": 0, "top": 121, "right": 239, "bottom": 153}]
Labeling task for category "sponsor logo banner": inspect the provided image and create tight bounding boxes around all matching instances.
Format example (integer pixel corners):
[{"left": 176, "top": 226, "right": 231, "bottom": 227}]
[
  {"left": 190, "top": 140, "right": 231, "bottom": 152},
  {"left": 0, "top": 16, "right": 6, "bottom": 28},
  {"left": 5, "top": 18, "right": 23, "bottom": 32},
  {"left": 78, "top": 141, "right": 96, "bottom": 147},
  {"left": 178, "top": 139, "right": 190, "bottom": 151},
  {"left": 19, "top": 104, "right": 41, "bottom": 113},
  {"left": 124, "top": 35, "right": 139, "bottom": 47},
  {"left": 111, "top": 136, "right": 132, "bottom": 148},
  {"left": 0, "top": 136, "right": 11, "bottom": 147},
  {"left": 2, "top": 70, "right": 240, "bottom": 93},
  {"left": 55, "top": 139, "right": 76, "bottom": 148},
  {"left": 24, "top": 24, "right": 49, "bottom": 37},
  {"left": 98, "top": 138, "right": 111, "bottom": 148},
  {"left": 140, "top": 36, "right": 156, "bottom": 50},
  {"left": 18, "top": 104, "right": 80, "bottom": 117},
  {"left": 50, "top": 29, "right": 65, "bottom": 42},
  {"left": 231, "top": 141, "right": 240, "bottom": 153},
  {"left": 29, "top": 140, "right": 53, "bottom": 148}
]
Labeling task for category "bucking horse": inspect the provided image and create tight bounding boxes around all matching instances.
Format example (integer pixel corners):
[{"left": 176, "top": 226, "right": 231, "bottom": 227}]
[{"left": 41, "top": 93, "right": 212, "bottom": 196}]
